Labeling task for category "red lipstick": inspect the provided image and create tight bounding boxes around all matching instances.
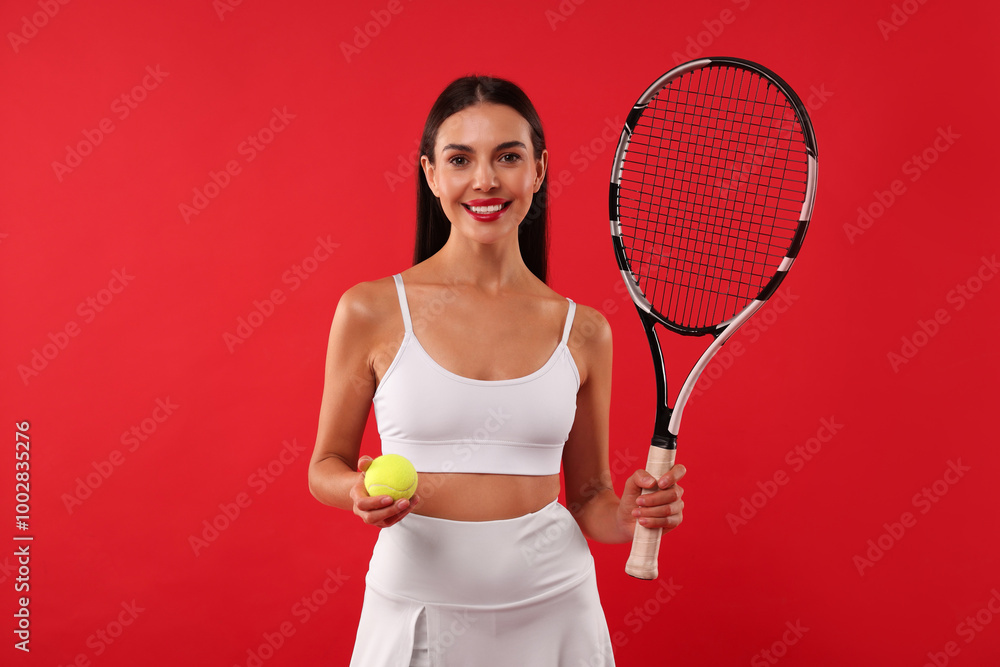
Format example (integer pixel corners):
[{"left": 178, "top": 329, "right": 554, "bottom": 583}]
[{"left": 462, "top": 198, "right": 511, "bottom": 222}]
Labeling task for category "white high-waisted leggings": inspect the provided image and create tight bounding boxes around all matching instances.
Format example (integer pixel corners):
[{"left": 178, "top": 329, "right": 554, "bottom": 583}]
[{"left": 349, "top": 500, "right": 616, "bottom": 667}]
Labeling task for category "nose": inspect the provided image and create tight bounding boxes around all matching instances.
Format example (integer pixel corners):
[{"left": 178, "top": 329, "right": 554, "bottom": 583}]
[{"left": 473, "top": 161, "right": 498, "bottom": 191}]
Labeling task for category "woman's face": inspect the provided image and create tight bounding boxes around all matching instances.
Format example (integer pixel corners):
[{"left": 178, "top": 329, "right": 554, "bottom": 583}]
[{"left": 421, "top": 103, "right": 547, "bottom": 246}]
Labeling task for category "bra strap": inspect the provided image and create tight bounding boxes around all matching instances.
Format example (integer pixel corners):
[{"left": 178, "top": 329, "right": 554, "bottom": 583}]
[
  {"left": 560, "top": 299, "right": 576, "bottom": 345},
  {"left": 392, "top": 274, "right": 413, "bottom": 333}
]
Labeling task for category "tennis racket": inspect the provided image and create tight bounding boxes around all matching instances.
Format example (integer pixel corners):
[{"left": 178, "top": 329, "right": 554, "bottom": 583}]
[{"left": 610, "top": 57, "right": 818, "bottom": 580}]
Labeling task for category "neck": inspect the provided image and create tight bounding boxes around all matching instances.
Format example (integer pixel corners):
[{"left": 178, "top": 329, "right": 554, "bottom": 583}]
[{"left": 433, "top": 229, "right": 533, "bottom": 292}]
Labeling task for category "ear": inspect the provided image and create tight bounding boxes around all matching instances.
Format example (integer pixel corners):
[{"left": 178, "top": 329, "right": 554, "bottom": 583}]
[
  {"left": 533, "top": 148, "right": 549, "bottom": 193},
  {"left": 420, "top": 155, "right": 441, "bottom": 198}
]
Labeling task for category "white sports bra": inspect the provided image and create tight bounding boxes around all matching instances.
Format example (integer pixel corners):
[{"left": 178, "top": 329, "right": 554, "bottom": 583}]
[{"left": 372, "top": 274, "right": 580, "bottom": 475}]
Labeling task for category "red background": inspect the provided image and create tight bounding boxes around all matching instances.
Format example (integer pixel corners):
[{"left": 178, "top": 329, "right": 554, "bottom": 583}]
[{"left": 2, "top": 0, "right": 998, "bottom": 665}]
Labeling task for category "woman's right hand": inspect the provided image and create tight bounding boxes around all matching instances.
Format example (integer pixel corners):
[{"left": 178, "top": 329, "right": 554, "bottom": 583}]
[{"left": 350, "top": 456, "right": 421, "bottom": 528}]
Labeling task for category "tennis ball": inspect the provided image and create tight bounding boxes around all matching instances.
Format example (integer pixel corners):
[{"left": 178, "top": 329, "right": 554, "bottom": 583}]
[{"left": 364, "top": 454, "right": 418, "bottom": 501}]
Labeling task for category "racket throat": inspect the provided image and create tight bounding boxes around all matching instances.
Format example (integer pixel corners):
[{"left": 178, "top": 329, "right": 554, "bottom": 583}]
[
  {"left": 639, "top": 308, "right": 676, "bottom": 446},
  {"left": 651, "top": 432, "right": 677, "bottom": 450}
]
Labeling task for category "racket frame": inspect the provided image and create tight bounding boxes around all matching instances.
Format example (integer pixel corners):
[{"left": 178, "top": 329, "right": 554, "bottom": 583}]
[{"left": 609, "top": 56, "right": 818, "bottom": 579}]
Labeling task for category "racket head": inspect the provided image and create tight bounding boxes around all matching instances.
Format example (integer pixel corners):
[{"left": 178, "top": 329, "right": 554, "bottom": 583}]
[{"left": 610, "top": 57, "right": 818, "bottom": 336}]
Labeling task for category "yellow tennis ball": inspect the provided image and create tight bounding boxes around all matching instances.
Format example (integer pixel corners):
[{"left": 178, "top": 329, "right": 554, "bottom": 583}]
[{"left": 364, "top": 454, "right": 418, "bottom": 501}]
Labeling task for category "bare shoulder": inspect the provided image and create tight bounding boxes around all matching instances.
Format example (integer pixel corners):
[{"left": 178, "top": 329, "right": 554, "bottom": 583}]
[
  {"left": 565, "top": 303, "right": 612, "bottom": 386},
  {"left": 331, "top": 276, "right": 401, "bottom": 336},
  {"left": 568, "top": 303, "right": 612, "bottom": 351}
]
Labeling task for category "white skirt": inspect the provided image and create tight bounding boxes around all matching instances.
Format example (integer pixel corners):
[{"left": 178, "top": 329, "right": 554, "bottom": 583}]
[{"left": 349, "top": 500, "right": 615, "bottom": 666}]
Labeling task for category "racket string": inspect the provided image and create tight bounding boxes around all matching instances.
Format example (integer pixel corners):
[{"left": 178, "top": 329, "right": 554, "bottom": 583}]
[{"left": 618, "top": 64, "right": 808, "bottom": 329}]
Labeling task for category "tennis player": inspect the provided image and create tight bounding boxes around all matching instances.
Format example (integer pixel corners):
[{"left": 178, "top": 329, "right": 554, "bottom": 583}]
[{"left": 309, "top": 75, "right": 686, "bottom": 667}]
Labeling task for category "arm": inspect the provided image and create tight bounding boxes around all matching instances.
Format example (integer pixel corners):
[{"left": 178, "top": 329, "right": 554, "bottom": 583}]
[
  {"left": 308, "top": 281, "right": 418, "bottom": 527},
  {"left": 563, "top": 306, "right": 685, "bottom": 544}
]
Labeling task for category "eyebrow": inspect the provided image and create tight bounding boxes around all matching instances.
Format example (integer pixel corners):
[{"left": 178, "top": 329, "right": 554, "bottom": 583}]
[{"left": 441, "top": 140, "right": 528, "bottom": 153}]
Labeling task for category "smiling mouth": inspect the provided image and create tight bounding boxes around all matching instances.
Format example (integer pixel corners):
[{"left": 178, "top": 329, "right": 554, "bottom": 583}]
[{"left": 462, "top": 201, "right": 512, "bottom": 214}]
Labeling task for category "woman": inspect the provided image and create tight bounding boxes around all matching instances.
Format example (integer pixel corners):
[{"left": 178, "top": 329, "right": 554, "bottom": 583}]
[{"left": 308, "top": 75, "right": 686, "bottom": 666}]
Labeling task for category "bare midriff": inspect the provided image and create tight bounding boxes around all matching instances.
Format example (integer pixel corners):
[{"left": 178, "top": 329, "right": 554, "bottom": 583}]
[{"left": 411, "top": 472, "right": 561, "bottom": 521}]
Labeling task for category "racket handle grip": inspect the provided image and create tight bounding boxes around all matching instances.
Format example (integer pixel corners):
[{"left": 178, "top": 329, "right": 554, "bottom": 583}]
[{"left": 625, "top": 445, "right": 677, "bottom": 580}]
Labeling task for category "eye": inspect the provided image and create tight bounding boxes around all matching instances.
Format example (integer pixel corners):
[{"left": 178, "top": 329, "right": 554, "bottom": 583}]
[
  {"left": 448, "top": 155, "right": 469, "bottom": 166},
  {"left": 499, "top": 153, "right": 522, "bottom": 164}
]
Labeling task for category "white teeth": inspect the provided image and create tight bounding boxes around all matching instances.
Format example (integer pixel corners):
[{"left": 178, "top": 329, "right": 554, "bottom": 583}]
[{"left": 468, "top": 204, "right": 504, "bottom": 214}]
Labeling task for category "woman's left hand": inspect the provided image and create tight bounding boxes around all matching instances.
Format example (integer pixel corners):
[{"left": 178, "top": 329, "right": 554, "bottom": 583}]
[{"left": 617, "top": 464, "right": 686, "bottom": 539}]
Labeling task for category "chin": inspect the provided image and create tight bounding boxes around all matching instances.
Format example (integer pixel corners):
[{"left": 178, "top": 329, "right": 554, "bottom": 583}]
[
  {"left": 450, "top": 212, "right": 524, "bottom": 243},
  {"left": 468, "top": 227, "right": 517, "bottom": 245}
]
